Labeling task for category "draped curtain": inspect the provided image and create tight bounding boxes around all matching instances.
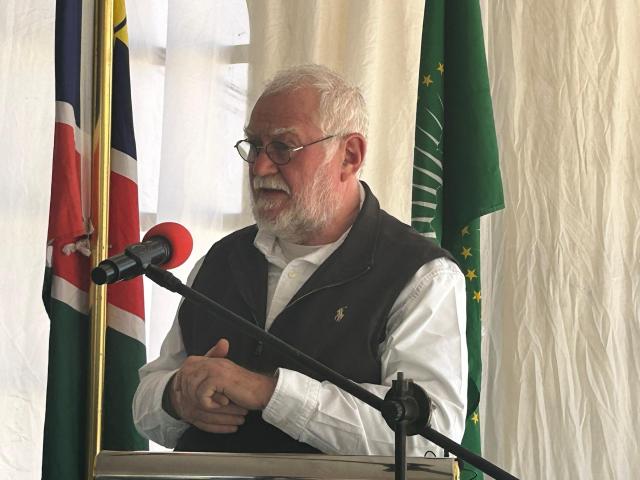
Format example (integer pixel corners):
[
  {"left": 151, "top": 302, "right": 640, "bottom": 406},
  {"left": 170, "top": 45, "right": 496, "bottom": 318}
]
[
  {"left": 3, "top": 0, "right": 639, "bottom": 478},
  {"left": 0, "top": 1, "right": 55, "bottom": 478},
  {"left": 480, "top": 1, "right": 640, "bottom": 478}
]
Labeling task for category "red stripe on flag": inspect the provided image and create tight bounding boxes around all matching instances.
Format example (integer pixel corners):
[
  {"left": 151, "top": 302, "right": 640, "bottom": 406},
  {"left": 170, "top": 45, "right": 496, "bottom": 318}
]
[
  {"left": 106, "top": 170, "right": 145, "bottom": 320},
  {"left": 50, "top": 239, "right": 90, "bottom": 292},
  {"left": 108, "top": 170, "right": 141, "bottom": 254},
  {"left": 49, "top": 122, "right": 85, "bottom": 244},
  {"left": 108, "top": 276, "right": 144, "bottom": 320},
  {"left": 48, "top": 121, "right": 90, "bottom": 291}
]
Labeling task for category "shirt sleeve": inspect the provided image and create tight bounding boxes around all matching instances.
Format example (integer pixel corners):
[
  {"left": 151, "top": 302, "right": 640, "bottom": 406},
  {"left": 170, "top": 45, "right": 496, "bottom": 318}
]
[
  {"left": 131, "top": 257, "right": 205, "bottom": 448},
  {"left": 262, "top": 256, "right": 467, "bottom": 456}
]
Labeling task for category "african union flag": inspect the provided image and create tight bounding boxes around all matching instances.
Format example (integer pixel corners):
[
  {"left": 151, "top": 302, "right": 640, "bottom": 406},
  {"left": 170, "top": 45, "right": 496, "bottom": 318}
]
[{"left": 412, "top": 1, "right": 504, "bottom": 479}]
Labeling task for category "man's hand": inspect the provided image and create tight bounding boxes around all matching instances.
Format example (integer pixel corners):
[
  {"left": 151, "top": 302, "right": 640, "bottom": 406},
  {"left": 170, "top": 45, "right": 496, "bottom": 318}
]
[{"left": 169, "top": 338, "right": 277, "bottom": 433}]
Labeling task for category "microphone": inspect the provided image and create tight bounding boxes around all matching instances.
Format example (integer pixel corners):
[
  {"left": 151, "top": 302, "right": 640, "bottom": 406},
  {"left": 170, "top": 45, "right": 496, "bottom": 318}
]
[{"left": 91, "top": 222, "right": 193, "bottom": 285}]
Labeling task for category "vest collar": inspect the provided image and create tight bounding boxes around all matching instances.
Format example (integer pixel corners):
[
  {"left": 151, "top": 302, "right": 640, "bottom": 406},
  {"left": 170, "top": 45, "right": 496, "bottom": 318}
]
[
  {"left": 292, "top": 181, "right": 379, "bottom": 292},
  {"left": 228, "top": 181, "right": 381, "bottom": 323},
  {"left": 228, "top": 231, "right": 268, "bottom": 325}
]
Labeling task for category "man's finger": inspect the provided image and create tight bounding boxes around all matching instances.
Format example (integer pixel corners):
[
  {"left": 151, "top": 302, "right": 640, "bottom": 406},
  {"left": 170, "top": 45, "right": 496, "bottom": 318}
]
[
  {"left": 184, "top": 368, "right": 210, "bottom": 403},
  {"left": 171, "top": 387, "right": 184, "bottom": 417},
  {"left": 212, "top": 403, "right": 249, "bottom": 415},
  {"left": 192, "top": 421, "right": 239, "bottom": 434},
  {"left": 193, "top": 410, "right": 247, "bottom": 426},
  {"left": 205, "top": 338, "right": 230, "bottom": 358},
  {"left": 173, "top": 370, "right": 183, "bottom": 392},
  {"left": 195, "top": 380, "right": 222, "bottom": 410},
  {"left": 196, "top": 378, "right": 226, "bottom": 410},
  {"left": 211, "top": 392, "right": 230, "bottom": 407},
  {"left": 198, "top": 391, "right": 230, "bottom": 409}
]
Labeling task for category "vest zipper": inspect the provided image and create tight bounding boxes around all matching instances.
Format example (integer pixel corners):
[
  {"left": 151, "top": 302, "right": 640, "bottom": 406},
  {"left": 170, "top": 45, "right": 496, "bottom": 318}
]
[
  {"left": 249, "top": 310, "right": 259, "bottom": 326},
  {"left": 245, "top": 306, "right": 268, "bottom": 356},
  {"left": 280, "top": 265, "right": 372, "bottom": 315}
]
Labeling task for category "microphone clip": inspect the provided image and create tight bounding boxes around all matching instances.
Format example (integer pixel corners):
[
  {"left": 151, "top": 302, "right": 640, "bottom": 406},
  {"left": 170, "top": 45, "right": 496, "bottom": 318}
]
[{"left": 91, "top": 237, "right": 170, "bottom": 285}]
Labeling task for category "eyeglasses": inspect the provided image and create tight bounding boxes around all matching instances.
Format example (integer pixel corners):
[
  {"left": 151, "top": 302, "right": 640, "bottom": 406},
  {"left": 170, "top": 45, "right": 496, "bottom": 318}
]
[{"left": 234, "top": 135, "right": 336, "bottom": 165}]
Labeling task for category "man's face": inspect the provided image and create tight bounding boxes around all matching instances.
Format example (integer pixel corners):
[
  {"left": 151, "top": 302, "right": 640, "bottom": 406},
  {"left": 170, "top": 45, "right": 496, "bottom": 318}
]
[{"left": 246, "top": 87, "right": 342, "bottom": 243}]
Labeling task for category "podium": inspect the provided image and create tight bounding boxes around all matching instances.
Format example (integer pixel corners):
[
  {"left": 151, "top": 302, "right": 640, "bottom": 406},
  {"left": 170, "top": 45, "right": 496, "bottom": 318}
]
[{"left": 95, "top": 451, "right": 459, "bottom": 479}]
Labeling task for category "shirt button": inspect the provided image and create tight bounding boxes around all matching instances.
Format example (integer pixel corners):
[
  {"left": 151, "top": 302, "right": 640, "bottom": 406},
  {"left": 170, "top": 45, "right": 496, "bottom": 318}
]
[{"left": 287, "top": 270, "right": 297, "bottom": 279}]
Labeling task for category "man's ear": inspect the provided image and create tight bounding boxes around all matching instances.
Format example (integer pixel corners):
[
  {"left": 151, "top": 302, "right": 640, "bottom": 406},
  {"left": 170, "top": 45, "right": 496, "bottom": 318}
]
[{"left": 340, "top": 133, "right": 367, "bottom": 181}]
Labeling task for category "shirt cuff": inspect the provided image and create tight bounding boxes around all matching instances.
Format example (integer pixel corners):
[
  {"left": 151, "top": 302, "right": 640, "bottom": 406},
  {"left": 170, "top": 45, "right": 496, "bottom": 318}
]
[
  {"left": 262, "top": 368, "right": 320, "bottom": 439},
  {"left": 134, "top": 369, "right": 191, "bottom": 447}
]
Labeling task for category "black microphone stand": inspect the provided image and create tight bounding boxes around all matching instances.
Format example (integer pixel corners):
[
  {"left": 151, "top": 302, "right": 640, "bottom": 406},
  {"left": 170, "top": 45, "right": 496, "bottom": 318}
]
[{"left": 144, "top": 264, "right": 519, "bottom": 480}]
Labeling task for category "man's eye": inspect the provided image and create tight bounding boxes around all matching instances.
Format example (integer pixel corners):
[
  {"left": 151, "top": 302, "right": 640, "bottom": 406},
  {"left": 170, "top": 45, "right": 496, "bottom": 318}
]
[{"left": 269, "top": 141, "right": 290, "bottom": 152}]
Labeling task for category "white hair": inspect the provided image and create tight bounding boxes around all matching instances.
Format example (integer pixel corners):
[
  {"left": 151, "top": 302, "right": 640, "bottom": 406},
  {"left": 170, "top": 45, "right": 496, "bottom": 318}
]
[{"left": 260, "top": 64, "right": 369, "bottom": 138}]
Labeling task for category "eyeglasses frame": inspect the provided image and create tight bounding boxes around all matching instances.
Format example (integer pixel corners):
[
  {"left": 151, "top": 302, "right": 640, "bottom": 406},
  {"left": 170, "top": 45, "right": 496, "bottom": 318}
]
[{"left": 234, "top": 134, "right": 336, "bottom": 165}]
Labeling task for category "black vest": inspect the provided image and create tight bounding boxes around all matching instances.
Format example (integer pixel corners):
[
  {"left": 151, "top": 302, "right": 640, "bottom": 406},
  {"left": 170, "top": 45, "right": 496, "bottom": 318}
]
[{"left": 175, "top": 183, "right": 454, "bottom": 453}]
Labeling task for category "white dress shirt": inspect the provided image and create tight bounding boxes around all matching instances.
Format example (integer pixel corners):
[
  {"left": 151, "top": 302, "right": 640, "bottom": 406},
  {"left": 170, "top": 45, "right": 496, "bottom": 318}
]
[{"left": 133, "top": 213, "right": 467, "bottom": 457}]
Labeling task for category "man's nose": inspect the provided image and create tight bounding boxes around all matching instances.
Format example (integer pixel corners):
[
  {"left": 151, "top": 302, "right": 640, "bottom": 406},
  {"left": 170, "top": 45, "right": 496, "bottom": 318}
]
[{"left": 251, "top": 149, "right": 279, "bottom": 177}]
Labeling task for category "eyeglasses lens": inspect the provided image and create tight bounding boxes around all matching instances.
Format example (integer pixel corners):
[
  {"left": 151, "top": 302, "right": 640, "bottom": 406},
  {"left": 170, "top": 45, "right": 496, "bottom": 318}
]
[
  {"left": 236, "top": 141, "right": 253, "bottom": 162},
  {"left": 265, "top": 142, "right": 290, "bottom": 165}
]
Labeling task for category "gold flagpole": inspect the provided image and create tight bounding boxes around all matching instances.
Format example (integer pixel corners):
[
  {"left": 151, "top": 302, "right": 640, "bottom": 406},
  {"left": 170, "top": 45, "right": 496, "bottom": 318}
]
[{"left": 87, "top": 0, "right": 114, "bottom": 478}]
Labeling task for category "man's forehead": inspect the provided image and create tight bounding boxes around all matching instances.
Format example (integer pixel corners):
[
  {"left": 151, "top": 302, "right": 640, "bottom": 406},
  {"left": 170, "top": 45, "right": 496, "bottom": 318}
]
[
  {"left": 244, "top": 126, "right": 299, "bottom": 137},
  {"left": 245, "top": 87, "right": 321, "bottom": 137}
]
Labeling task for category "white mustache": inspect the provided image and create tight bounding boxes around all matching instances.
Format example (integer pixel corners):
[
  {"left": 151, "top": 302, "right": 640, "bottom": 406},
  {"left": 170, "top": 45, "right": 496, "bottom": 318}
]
[{"left": 252, "top": 175, "right": 291, "bottom": 195}]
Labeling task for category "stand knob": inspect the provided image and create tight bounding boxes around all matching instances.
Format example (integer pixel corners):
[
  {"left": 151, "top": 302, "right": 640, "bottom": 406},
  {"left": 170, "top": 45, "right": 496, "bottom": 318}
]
[{"left": 382, "top": 372, "right": 432, "bottom": 435}]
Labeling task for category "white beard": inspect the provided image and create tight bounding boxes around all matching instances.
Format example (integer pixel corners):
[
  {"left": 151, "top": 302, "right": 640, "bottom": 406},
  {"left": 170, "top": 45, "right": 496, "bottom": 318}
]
[{"left": 250, "top": 161, "right": 339, "bottom": 244}]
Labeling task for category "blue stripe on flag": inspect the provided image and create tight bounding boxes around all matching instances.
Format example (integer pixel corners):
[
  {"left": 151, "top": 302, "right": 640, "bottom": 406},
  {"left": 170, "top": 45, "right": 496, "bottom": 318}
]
[
  {"left": 111, "top": 37, "right": 137, "bottom": 160},
  {"left": 54, "top": 0, "right": 82, "bottom": 125}
]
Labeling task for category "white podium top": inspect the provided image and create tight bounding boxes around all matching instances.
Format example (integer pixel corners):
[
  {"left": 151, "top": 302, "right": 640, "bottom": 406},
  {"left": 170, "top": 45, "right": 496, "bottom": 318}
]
[{"left": 95, "top": 451, "right": 459, "bottom": 480}]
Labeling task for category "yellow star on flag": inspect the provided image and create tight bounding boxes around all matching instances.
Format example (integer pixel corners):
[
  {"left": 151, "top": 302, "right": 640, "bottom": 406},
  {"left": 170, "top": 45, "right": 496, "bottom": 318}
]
[
  {"left": 437, "top": 62, "right": 445, "bottom": 75},
  {"left": 422, "top": 74, "right": 434, "bottom": 86},
  {"left": 465, "top": 269, "right": 477, "bottom": 281},
  {"left": 461, "top": 246, "right": 472, "bottom": 259},
  {"left": 473, "top": 290, "right": 482, "bottom": 302},
  {"left": 471, "top": 412, "right": 479, "bottom": 424},
  {"left": 461, "top": 225, "right": 470, "bottom": 236}
]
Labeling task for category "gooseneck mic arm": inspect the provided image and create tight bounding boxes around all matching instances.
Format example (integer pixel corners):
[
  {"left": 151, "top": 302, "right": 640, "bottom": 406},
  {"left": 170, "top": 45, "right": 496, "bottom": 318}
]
[{"left": 143, "top": 264, "right": 519, "bottom": 480}]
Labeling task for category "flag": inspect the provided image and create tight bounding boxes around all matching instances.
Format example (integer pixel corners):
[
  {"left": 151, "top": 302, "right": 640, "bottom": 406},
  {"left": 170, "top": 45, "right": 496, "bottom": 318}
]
[
  {"left": 42, "top": 0, "right": 147, "bottom": 478},
  {"left": 411, "top": 1, "right": 504, "bottom": 479}
]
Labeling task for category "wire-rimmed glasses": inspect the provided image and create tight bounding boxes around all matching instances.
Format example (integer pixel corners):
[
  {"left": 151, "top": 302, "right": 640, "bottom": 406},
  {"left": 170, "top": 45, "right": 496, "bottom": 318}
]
[{"left": 234, "top": 135, "right": 336, "bottom": 165}]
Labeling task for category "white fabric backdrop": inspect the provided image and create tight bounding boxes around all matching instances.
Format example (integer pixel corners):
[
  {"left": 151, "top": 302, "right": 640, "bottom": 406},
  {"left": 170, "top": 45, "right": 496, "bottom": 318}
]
[
  {"left": 4, "top": 0, "right": 640, "bottom": 479},
  {"left": 0, "top": 1, "right": 55, "bottom": 479},
  {"left": 480, "top": 1, "right": 640, "bottom": 478}
]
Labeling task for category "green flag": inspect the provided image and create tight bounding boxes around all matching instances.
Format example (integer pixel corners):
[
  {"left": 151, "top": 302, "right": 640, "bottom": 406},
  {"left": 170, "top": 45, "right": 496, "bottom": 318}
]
[{"left": 412, "top": 1, "right": 504, "bottom": 478}]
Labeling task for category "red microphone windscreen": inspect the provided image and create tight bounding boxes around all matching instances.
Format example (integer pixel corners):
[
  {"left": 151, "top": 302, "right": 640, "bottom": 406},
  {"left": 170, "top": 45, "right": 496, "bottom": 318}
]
[{"left": 143, "top": 222, "right": 193, "bottom": 269}]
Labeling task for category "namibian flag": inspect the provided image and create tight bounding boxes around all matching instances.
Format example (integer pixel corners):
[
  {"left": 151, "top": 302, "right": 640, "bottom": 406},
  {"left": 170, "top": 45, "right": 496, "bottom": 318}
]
[{"left": 42, "top": 0, "right": 147, "bottom": 478}]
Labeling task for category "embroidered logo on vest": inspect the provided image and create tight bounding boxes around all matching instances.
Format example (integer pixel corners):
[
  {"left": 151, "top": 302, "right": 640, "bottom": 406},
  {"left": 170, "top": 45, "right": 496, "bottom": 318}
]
[{"left": 334, "top": 306, "right": 347, "bottom": 322}]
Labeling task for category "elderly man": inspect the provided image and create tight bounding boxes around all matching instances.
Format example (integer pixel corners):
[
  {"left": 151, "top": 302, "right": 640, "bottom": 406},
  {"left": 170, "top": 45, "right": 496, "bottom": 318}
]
[{"left": 133, "top": 64, "right": 467, "bottom": 456}]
